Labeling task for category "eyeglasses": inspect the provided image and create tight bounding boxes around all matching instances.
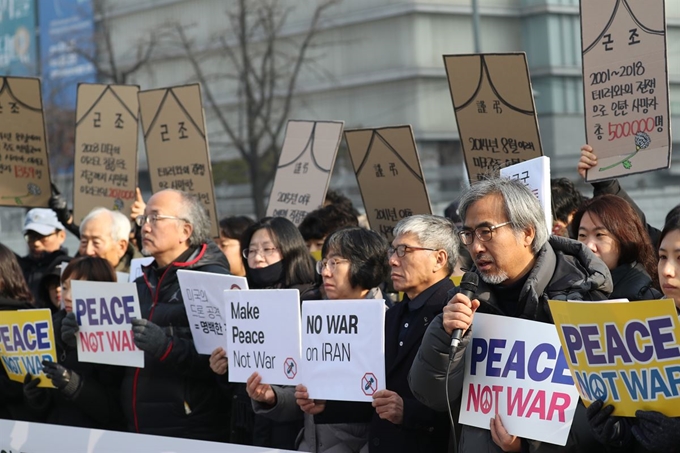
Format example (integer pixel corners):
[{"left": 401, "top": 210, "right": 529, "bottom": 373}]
[
  {"left": 387, "top": 244, "right": 436, "bottom": 258},
  {"left": 316, "top": 258, "right": 350, "bottom": 274},
  {"left": 135, "top": 214, "right": 188, "bottom": 227},
  {"left": 242, "top": 247, "right": 279, "bottom": 259},
  {"left": 24, "top": 230, "right": 57, "bottom": 243},
  {"left": 458, "top": 221, "right": 511, "bottom": 245}
]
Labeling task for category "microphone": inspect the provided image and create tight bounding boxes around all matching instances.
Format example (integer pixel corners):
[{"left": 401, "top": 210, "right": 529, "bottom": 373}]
[{"left": 450, "top": 272, "right": 479, "bottom": 350}]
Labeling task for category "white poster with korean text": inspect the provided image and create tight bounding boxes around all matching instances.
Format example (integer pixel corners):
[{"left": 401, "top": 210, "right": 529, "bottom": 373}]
[
  {"left": 459, "top": 313, "right": 579, "bottom": 446},
  {"left": 177, "top": 270, "right": 248, "bottom": 355},
  {"left": 301, "top": 299, "right": 386, "bottom": 402},
  {"left": 500, "top": 156, "right": 551, "bottom": 235},
  {"left": 225, "top": 289, "right": 302, "bottom": 385},
  {"left": 72, "top": 281, "right": 144, "bottom": 368}
]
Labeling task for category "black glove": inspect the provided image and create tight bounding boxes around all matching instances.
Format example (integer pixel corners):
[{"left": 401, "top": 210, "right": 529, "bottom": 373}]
[
  {"left": 23, "top": 374, "right": 49, "bottom": 410},
  {"left": 131, "top": 318, "right": 171, "bottom": 359},
  {"left": 42, "top": 360, "right": 81, "bottom": 398},
  {"left": 632, "top": 410, "right": 680, "bottom": 452},
  {"left": 61, "top": 312, "right": 79, "bottom": 349},
  {"left": 586, "top": 400, "right": 632, "bottom": 448},
  {"left": 48, "top": 193, "right": 71, "bottom": 226}
]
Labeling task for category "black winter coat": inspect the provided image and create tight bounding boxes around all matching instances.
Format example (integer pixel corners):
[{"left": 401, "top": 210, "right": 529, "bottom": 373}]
[
  {"left": 609, "top": 261, "right": 661, "bottom": 301},
  {"left": 121, "top": 242, "right": 232, "bottom": 441},
  {"left": 18, "top": 249, "right": 70, "bottom": 309}
]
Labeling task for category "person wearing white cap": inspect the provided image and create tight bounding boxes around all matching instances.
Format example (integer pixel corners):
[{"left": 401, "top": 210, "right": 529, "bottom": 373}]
[{"left": 18, "top": 208, "right": 69, "bottom": 306}]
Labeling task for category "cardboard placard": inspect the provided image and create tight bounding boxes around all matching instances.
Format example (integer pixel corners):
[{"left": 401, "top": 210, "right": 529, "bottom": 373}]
[
  {"left": 73, "top": 84, "right": 140, "bottom": 224},
  {"left": 444, "top": 54, "right": 543, "bottom": 183},
  {"left": 345, "top": 125, "right": 432, "bottom": 241},
  {"left": 0, "top": 77, "right": 51, "bottom": 207},
  {"left": 459, "top": 313, "right": 579, "bottom": 446},
  {"left": 580, "top": 0, "right": 670, "bottom": 181},
  {"left": 266, "top": 120, "right": 344, "bottom": 225},
  {"left": 138, "top": 84, "right": 219, "bottom": 237},
  {"left": 549, "top": 299, "right": 680, "bottom": 417},
  {"left": 500, "top": 156, "right": 552, "bottom": 235}
]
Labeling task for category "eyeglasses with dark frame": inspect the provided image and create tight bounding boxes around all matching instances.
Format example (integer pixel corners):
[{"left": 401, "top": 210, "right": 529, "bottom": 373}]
[
  {"left": 135, "top": 214, "right": 188, "bottom": 228},
  {"left": 242, "top": 247, "right": 279, "bottom": 259},
  {"left": 387, "top": 244, "right": 437, "bottom": 258},
  {"left": 316, "top": 258, "right": 350, "bottom": 275},
  {"left": 458, "top": 221, "right": 511, "bottom": 245}
]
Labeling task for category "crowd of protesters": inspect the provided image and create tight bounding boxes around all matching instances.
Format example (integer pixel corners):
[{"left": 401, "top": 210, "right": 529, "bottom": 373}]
[{"left": 1, "top": 146, "right": 680, "bottom": 453}]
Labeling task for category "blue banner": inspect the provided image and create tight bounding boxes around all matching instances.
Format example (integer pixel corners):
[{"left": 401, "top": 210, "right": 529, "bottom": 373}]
[
  {"left": 39, "top": 0, "right": 96, "bottom": 109},
  {"left": 0, "top": 0, "right": 38, "bottom": 76}
]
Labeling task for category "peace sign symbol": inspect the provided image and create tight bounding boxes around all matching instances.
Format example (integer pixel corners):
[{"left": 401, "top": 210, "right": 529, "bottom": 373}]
[
  {"left": 590, "top": 375, "right": 608, "bottom": 401},
  {"left": 481, "top": 388, "right": 493, "bottom": 413}
]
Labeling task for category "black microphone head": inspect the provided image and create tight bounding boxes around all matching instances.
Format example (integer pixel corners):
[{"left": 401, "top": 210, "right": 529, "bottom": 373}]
[{"left": 459, "top": 272, "right": 479, "bottom": 293}]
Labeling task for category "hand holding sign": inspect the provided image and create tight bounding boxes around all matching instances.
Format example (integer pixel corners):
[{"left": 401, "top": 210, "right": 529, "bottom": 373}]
[
  {"left": 372, "top": 389, "right": 404, "bottom": 425},
  {"left": 577, "top": 145, "right": 599, "bottom": 180},
  {"left": 130, "top": 187, "right": 145, "bottom": 222},
  {"left": 23, "top": 374, "right": 48, "bottom": 410},
  {"left": 442, "top": 292, "right": 480, "bottom": 336},
  {"left": 295, "top": 384, "right": 326, "bottom": 415},
  {"left": 246, "top": 372, "right": 276, "bottom": 406},
  {"left": 131, "top": 318, "right": 170, "bottom": 359},
  {"left": 632, "top": 410, "right": 680, "bottom": 453},
  {"left": 42, "top": 360, "right": 81, "bottom": 397},
  {"left": 61, "top": 312, "right": 79, "bottom": 349},
  {"left": 209, "top": 347, "right": 227, "bottom": 375},
  {"left": 490, "top": 415, "right": 520, "bottom": 452},
  {"left": 586, "top": 399, "right": 631, "bottom": 448}
]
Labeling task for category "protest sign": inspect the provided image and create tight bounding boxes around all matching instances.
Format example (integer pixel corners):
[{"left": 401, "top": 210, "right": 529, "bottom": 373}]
[
  {"left": 345, "top": 126, "right": 432, "bottom": 241},
  {"left": 580, "top": 0, "right": 670, "bottom": 181},
  {"left": 128, "top": 257, "right": 154, "bottom": 282},
  {"left": 301, "top": 299, "right": 386, "bottom": 402},
  {"left": 549, "top": 299, "right": 680, "bottom": 416},
  {"left": 72, "top": 281, "right": 144, "bottom": 368},
  {"left": 177, "top": 270, "right": 248, "bottom": 355},
  {"left": 444, "top": 53, "right": 543, "bottom": 183},
  {"left": 73, "top": 84, "right": 140, "bottom": 224},
  {"left": 459, "top": 313, "right": 579, "bottom": 446},
  {"left": 0, "top": 77, "right": 51, "bottom": 207},
  {"left": 0, "top": 309, "right": 56, "bottom": 387},
  {"left": 266, "top": 120, "right": 344, "bottom": 225},
  {"left": 500, "top": 156, "right": 552, "bottom": 234},
  {"left": 138, "top": 84, "right": 219, "bottom": 237},
  {"left": 225, "top": 289, "right": 302, "bottom": 385}
]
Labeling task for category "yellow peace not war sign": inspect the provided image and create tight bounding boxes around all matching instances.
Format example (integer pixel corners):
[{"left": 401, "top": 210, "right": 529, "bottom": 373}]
[{"left": 549, "top": 299, "right": 680, "bottom": 416}]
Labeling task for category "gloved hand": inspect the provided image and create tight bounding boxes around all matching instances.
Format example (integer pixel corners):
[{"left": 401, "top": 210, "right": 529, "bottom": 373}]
[
  {"left": 632, "top": 410, "right": 680, "bottom": 452},
  {"left": 48, "top": 192, "right": 71, "bottom": 226},
  {"left": 586, "top": 400, "right": 632, "bottom": 448},
  {"left": 23, "top": 374, "right": 49, "bottom": 410},
  {"left": 42, "top": 360, "right": 81, "bottom": 398},
  {"left": 61, "top": 312, "right": 79, "bottom": 349},
  {"left": 131, "top": 318, "right": 171, "bottom": 359}
]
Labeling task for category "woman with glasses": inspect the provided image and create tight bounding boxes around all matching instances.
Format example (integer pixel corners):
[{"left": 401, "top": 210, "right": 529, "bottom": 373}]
[
  {"left": 209, "top": 216, "right": 318, "bottom": 449},
  {"left": 247, "top": 227, "right": 390, "bottom": 453},
  {"left": 570, "top": 195, "right": 661, "bottom": 301}
]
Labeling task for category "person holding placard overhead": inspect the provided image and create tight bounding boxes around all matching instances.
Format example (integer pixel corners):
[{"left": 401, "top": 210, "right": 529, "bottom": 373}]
[
  {"left": 122, "top": 189, "right": 231, "bottom": 441},
  {"left": 246, "top": 226, "right": 390, "bottom": 452},
  {"left": 409, "top": 178, "right": 612, "bottom": 453},
  {"left": 585, "top": 216, "right": 680, "bottom": 453},
  {"left": 209, "top": 216, "right": 317, "bottom": 448}
]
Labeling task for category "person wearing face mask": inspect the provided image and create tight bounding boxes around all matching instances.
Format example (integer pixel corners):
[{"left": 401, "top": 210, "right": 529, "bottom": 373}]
[
  {"left": 22, "top": 256, "right": 125, "bottom": 431},
  {"left": 570, "top": 195, "right": 661, "bottom": 301},
  {"left": 584, "top": 215, "right": 680, "bottom": 453},
  {"left": 246, "top": 227, "right": 390, "bottom": 452},
  {"left": 209, "top": 216, "right": 318, "bottom": 448}
]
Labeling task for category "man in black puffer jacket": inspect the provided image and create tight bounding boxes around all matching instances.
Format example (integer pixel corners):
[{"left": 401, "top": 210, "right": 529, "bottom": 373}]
[{"left": 121, "top": 189, "right": 231, "bottom": 442}]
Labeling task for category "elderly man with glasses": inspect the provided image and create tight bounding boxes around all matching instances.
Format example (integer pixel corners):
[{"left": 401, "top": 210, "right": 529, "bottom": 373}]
[
  {"left": 409, "top": 177, "right": 613, "bottom": 453},
  {"left": 117, "top": 189, "right": 232, "bottom": 442},
  {"left": 18, "top": 208, "right": 70, "bottom": 304}
]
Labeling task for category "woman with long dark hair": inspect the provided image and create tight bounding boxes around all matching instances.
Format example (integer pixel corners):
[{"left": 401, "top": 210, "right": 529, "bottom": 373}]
[{"left": 570, "top": 194, "right": 661, "bottom": 300}]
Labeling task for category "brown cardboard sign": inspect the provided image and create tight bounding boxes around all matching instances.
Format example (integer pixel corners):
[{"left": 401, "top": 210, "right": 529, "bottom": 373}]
[
  {"left": 73, "top": 84, "right": 139, "bottom": 224},
  {"left": 0, "top": 77, "right": 52, "bottom": 207},
  {"left": 345, "top": 125, "right": 432, "bottom": 241},
  {"left": 138, "top": 84, "right": 219, "bottom": 237},
  {"left": 266, "top": 120, "right": 344, "bottom": 225},
  {"left": 581, "top": 0, "right": 670, "bottom": 181},
  {"left": 444, "top": 53, "right": 543, "bottom": 183}
]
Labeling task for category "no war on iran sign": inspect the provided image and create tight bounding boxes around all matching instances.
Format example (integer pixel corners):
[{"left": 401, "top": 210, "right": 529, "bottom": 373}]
[
  {"left": 459, "top": 313, "right": 579, "bottom": 446},
  {"left": 549, "top": 299, "right": 680, "bottom": 417}
]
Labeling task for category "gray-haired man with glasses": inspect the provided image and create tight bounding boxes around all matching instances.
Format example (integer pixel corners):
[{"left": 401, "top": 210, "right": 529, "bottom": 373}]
[{"left": 410, "top": 177, "right": 612, "bottom": 453}]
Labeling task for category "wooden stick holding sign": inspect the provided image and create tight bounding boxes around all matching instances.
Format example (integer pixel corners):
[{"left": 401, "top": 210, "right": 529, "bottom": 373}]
[
  {"left": 266, "top": 120, "right": 344, "bottom": 225},
  {"left": 0, "top": 77, "right": 52, "bottom": 207},
  {"left": 344, "top": 125, "right": 432, "bottom": 241},
  {"left": 444, "top": 53, "right": 543, "bottom": 184},
  {"left": 73, "top": 84, "right": 140, "bottom": 224},
  {"left": 580, "top": 0, "right": 670, "bottom": 181},
  {"left": 138, "top": 84, "right": 219, "bottom": 237}
]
